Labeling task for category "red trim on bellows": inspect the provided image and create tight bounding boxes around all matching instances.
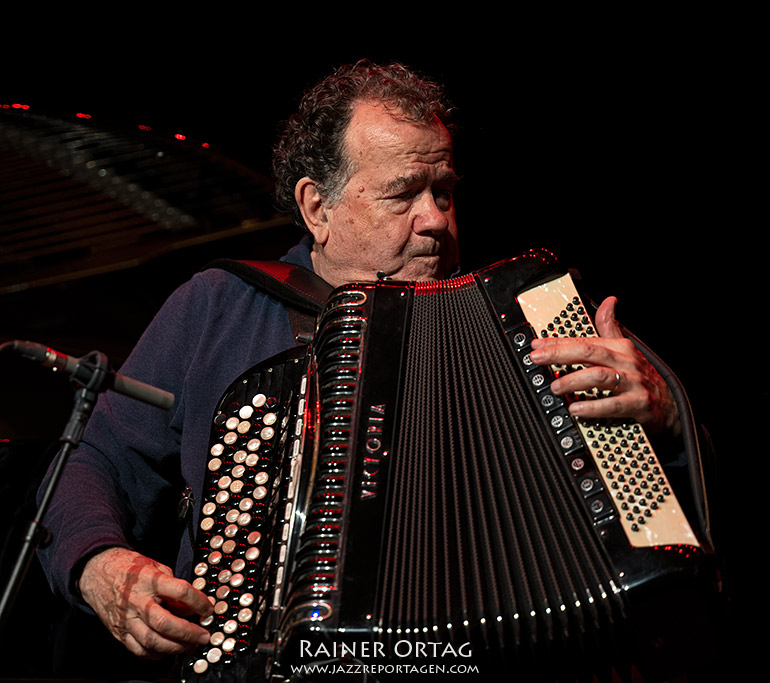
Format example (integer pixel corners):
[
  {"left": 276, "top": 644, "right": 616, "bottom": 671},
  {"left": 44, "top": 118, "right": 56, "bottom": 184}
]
[{"left": 414, "top": 273, "right": 475, "bottom": 295}]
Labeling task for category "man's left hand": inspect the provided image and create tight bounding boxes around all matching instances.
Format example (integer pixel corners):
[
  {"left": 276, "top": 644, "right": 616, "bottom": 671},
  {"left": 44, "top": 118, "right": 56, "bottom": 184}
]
[{"left": 529, "top": 297, "right": 680, "bottom": 437}]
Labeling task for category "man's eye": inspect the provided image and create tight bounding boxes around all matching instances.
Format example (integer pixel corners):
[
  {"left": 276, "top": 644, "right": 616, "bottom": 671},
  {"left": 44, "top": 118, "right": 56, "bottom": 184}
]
[{"left": 434, "top": 190, "right": 453, "bottom": 208}]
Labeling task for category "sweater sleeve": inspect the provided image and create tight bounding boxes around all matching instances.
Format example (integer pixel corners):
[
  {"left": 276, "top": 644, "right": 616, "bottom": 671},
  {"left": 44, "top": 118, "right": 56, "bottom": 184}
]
[{"left": 36, "top": 272, "right": 224, "bottom": 609}]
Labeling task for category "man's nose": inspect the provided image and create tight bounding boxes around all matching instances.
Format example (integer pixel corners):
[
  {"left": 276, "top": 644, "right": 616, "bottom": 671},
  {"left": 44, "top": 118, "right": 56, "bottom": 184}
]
[{"left": 413, "top": 192, "right": 451, "bottom": 235}]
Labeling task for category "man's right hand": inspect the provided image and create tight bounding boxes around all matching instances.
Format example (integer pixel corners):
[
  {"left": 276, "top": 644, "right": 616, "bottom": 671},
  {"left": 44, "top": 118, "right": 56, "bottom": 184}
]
[{"left": 78, "top": 547, "right": 213, "bottom": 659}]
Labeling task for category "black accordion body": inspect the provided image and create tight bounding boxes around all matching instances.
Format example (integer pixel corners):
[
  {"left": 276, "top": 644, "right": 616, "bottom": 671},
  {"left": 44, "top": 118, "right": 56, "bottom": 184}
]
[{"left": 182, "top": 250, "right": 718, "bottom": 682}]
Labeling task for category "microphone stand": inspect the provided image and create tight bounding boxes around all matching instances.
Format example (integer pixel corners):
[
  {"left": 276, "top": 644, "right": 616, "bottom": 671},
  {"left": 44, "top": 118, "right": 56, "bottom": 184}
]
[{"left": 1, "top": 349, "right": 128, "bottom": 631}]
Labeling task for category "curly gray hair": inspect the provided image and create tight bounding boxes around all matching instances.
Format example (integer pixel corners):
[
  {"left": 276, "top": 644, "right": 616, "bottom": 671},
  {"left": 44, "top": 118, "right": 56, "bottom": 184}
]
[{"left": 272, "top": 60, "right": 455, "bottom": 229}]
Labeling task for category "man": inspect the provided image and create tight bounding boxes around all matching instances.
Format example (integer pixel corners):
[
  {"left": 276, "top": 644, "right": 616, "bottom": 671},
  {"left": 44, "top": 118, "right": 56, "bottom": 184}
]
[{"left": 37, "top": 61, "right": 680, "bottom": 666}]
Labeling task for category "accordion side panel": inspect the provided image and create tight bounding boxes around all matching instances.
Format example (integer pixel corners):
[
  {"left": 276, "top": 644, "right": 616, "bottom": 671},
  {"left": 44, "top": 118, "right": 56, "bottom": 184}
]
[
  {"left": 275, "top": 284, "right": 415, "bottom": 646},
  {"left": 516, "top": 274, "right": 700, "bottom": 549}
]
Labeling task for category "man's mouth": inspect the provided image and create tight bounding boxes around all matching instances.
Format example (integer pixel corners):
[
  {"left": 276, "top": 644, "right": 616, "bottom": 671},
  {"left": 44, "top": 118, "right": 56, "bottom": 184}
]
[{"left": 412, "top": 242, "right": 441, "bottom": 258}]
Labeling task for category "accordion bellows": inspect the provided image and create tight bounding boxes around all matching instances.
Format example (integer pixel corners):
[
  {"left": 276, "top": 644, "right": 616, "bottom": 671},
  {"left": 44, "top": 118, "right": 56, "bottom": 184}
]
[{"left": 182, "top": 250, "right": 717, "bottom": 682}]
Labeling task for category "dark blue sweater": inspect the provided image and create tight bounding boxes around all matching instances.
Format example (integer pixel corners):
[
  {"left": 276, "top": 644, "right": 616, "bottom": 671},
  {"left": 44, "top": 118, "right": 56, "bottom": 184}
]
[{"left": 37, "top": 239, "right": 314, "bottom": 609}]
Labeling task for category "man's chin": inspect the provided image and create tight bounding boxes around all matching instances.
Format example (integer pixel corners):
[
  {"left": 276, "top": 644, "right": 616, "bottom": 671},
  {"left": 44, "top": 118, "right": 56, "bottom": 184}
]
[{"left": 400, "top": 256, "right": 456, "bottom": 283}]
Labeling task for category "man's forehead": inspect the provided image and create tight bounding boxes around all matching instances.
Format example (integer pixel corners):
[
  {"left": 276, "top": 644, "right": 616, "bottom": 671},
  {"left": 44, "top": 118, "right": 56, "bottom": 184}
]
[
  {"left": 346, "top": 101, "right": 453, "bottom": 157},
  {"left": 343, "top": 102, "right": 455, "bottom": 197}
]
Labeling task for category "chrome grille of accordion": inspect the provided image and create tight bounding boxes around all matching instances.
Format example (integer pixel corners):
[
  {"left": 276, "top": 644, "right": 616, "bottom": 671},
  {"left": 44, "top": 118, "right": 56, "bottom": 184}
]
[{"left": 278, "top": 289, "right": 369, "bottom": 631}]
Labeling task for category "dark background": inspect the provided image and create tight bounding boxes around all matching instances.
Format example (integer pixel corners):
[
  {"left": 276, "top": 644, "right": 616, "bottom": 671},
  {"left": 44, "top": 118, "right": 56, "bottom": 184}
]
[{"left": 0, "top": 26, "right": 758, "bottom": 680}]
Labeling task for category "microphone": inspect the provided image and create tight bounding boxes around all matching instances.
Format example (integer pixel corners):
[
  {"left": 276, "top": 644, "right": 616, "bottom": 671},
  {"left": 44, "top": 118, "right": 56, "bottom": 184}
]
[{"left": 5, "top": 340, "right": 175, "bottom": 410}]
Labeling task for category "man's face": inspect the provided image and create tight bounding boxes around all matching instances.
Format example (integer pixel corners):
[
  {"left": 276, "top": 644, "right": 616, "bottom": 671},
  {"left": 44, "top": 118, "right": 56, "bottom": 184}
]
[{"left": 308, "top": 101, "right": 460, "bottom": 287}]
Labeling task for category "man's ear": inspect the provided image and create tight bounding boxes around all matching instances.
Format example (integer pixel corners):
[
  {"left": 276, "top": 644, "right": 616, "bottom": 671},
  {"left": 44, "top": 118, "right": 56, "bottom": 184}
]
[{"left": 295, "top": 177, "right": 329, "bottom": 244}]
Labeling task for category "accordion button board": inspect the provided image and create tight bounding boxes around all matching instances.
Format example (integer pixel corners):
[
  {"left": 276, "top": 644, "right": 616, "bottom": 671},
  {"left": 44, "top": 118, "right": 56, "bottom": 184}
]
[
  {"left": 514, "top": 273, "right": 699, "bottom": 549},
  {"left": 182, "top": 346, "right": 311, "bottom": 680}
]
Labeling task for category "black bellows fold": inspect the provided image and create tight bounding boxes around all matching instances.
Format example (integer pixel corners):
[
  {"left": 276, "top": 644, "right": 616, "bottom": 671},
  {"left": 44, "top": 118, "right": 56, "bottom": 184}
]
[{"left": 376, "top": 281, "right": 624, "bottom": 660}]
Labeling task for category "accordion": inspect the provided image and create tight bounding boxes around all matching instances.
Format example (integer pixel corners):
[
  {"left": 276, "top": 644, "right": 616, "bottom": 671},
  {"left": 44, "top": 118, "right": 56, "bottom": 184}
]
[{"left": 182, "top": 250, "right": 718, "bottom": 682}]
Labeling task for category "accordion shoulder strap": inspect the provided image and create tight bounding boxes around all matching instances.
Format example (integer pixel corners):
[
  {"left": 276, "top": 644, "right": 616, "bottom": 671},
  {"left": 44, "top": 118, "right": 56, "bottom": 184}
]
[{"left": 203, "top": 258, "right": 333, "bottom": 343}]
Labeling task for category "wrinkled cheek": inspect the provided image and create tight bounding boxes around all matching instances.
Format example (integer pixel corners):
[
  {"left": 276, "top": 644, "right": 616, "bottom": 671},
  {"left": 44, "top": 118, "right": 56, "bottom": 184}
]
[{"left": 328, "top": 216, "right": 356, "bottom": 254}]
